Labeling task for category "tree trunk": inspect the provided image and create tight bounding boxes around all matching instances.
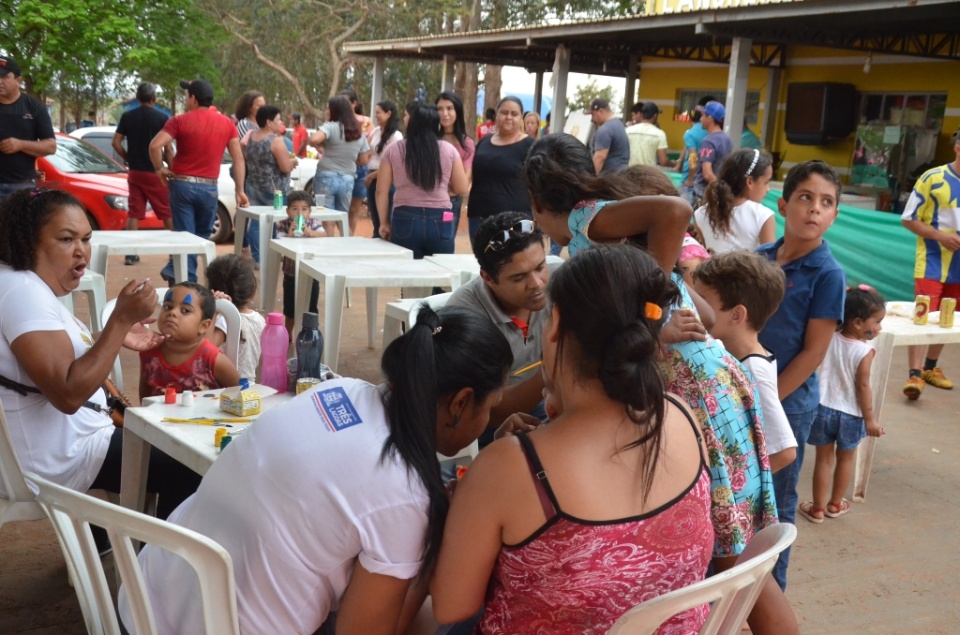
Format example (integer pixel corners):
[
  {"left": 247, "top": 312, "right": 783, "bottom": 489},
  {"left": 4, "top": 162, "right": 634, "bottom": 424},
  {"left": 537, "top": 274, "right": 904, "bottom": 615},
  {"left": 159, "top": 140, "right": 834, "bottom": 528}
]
[
  {"left": 484, "top": 65, "right": 502, "bottom": 113},
  {"left": 459, "top": 0, "right": 481, "bottom": 138}
]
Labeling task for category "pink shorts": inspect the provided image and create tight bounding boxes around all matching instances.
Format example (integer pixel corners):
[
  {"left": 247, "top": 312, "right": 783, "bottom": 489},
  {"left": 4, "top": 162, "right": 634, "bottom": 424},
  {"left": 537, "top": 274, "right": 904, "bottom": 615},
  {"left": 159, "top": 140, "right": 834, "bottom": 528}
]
[
  {"left": 914, "top": 278, "right": 960, "bottom": 312},
  {"left": 128, "top": 170, "right": 171, "bottom": 221}
]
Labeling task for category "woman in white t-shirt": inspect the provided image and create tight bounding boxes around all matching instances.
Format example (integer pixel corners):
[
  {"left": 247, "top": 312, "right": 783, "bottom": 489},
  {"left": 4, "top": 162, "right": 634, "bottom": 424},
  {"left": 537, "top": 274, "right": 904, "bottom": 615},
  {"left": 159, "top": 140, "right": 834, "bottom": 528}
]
[
  {"left": 693, "top": 148, "right": 776, "bottom": 253},
  {"left": 364, "top": 100, "right": 404, "bottom": 238},
  {"left": 0, "top": 188, "right": 201, "bottom": 519},
  {"left": 119, "top": 305, "right": 513, "bottom": 635}
]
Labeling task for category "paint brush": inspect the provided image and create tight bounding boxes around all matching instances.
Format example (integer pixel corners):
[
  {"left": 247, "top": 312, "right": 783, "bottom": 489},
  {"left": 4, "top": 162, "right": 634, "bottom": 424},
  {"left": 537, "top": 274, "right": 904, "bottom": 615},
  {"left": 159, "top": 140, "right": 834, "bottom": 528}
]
[{"left": 512, "top": 360, "right": 543, "bottom": 376}]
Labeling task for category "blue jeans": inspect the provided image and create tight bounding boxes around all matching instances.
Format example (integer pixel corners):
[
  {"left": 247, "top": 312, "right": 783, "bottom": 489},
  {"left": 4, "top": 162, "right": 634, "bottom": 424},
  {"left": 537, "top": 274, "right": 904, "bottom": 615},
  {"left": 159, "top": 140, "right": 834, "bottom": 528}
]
[
  {"left": 390, "top": 206, "right": 455, "bottom": 259},
  {"left": 771, "top": 405, "right": 818, "bottom": 590},
  {"left": 367, "top": 179, "right": 394, "bottom": 239},
  {"left": 0, "top": 181, "right": 35, "bottom": 205},
  {"left": 352, "top": 165, "right": 369, "bottom": 199},
  {"left": 315, "top": 170, "right": 353, "bottom": 213},
  {"left": 163, "top": 180, "right": 218, "bottom": 282},
  {"left": 243, "top": 186, "right": 276, "bottom": 264}
]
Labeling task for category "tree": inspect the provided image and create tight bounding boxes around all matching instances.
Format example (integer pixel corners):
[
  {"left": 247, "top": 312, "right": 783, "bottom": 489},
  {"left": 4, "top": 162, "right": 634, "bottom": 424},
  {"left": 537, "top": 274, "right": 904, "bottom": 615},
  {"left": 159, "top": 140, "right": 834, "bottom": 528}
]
[{"left": 569, "top": 78, "right": 620, "bottom": 115}]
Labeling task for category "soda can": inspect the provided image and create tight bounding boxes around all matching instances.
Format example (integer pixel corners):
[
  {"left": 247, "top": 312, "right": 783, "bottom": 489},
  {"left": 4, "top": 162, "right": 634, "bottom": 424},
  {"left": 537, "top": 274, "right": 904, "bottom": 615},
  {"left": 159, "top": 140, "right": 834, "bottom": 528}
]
[
  {"left": 914, "top": 295, "right": 931, "bottom": 325},
  {"left": 293, "top": 214, "right": 305, "bottom": 238},
  {"left": 273, "top": 189, "right": 283, "bottom": 210},
  {"left": 939, "top": 298, "right": 956, "bottom": 328}
]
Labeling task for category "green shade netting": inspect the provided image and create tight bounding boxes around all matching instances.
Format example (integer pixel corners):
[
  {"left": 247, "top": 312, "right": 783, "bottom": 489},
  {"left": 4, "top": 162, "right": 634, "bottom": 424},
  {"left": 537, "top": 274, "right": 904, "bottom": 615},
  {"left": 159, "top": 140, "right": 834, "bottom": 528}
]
[{"left": 663, "top": 171, "right": 915, "bottom": 301}]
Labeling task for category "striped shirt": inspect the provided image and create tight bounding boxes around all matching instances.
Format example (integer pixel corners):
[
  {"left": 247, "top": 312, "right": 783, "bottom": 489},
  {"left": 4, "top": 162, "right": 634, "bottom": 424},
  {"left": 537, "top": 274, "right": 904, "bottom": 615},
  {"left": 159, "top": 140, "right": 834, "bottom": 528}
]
[{"left": 902, "top": 163, "right": 960, "bottom": 283}]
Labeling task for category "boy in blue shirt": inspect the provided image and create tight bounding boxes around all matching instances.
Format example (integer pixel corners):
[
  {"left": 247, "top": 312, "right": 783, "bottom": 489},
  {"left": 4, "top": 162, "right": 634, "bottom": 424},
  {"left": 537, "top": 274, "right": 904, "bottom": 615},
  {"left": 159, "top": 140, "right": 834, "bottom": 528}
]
[{"left": 758, "top": 161, "right": 847, "bottom": 590}]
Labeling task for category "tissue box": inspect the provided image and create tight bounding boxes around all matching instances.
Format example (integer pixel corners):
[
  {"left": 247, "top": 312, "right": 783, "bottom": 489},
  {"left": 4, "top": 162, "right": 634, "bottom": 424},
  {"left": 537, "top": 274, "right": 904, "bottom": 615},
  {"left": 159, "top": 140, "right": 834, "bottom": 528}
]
[{"left": 220, "top": 386, "right": 262, "bottom": 417}]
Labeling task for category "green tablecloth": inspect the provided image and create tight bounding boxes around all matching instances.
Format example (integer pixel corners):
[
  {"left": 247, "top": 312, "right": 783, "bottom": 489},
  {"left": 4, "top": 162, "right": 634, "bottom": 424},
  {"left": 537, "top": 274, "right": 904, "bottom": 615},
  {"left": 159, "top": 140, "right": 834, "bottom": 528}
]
[{"left": 660, "top": 169, "right": 914, "bottom": 300}]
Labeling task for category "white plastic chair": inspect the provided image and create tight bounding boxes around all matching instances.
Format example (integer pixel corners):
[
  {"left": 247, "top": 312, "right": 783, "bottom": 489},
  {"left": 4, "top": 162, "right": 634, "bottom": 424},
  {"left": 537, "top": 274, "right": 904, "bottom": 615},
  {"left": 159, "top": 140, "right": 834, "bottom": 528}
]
[
  {"left": 24, "top": 471, "right": 240, "bottom": 635},
  {"left": 382, "top": 292, "right": 453, "bottom": 350},
  {"left": 606, "top": 523, "right": 797, "bottom": 635},
  {"left": 101, "top": 288, "right": 242, "bottom": 394},
  {"left": 0, "top": 399, "right": 46, "bottom": 526}
]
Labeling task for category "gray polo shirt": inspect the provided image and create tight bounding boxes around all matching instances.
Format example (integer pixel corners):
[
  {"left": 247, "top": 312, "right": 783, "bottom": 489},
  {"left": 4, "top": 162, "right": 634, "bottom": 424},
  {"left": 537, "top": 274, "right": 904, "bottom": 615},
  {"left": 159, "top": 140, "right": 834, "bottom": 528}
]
[{"left": 447, "top": 277, "right": 546, "bottom": 387}]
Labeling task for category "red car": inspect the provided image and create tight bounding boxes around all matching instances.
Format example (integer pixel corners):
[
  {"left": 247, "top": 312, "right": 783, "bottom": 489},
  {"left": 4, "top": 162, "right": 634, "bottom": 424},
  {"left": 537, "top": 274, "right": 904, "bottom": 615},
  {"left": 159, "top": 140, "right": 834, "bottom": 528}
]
[{"left": 36, "top": 133, "right": 164, "bottom": 231}]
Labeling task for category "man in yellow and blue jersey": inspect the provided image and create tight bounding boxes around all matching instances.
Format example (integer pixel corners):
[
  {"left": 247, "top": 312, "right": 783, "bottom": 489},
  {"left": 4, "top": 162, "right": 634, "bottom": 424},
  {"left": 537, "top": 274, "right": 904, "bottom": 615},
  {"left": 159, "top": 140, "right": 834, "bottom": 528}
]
[{"left": 900, "top": 129, "right": 960, "bottom": 400}]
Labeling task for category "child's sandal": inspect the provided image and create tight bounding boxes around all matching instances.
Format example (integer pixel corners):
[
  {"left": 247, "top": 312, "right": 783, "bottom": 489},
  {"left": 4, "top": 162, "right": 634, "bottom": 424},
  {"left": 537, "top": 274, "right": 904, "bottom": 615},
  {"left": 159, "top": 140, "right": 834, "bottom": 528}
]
[
  {"left": 798, "top": 501, "right": 825, "bottom": 524},
  {"left": 825, "top": 498, "right": 852, "bottom": 518}
]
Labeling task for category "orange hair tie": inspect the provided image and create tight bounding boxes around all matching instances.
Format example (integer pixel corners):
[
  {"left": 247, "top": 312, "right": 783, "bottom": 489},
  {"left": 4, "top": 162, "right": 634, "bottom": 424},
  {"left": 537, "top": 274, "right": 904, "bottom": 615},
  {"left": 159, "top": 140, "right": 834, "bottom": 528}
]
[{"left": 645, "top": 302, "right": 663, "bottom": 320}]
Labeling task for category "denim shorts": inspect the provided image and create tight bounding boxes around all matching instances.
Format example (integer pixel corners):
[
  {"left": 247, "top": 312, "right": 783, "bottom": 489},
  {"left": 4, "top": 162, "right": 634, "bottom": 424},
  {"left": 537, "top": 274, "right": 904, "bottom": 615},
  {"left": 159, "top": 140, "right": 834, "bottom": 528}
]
[
  {"left": 352, "top": 165, "right": 369, "bottom": 198},
  {"left": 808, "top": 404, "right": 866, "bottom": 451}
]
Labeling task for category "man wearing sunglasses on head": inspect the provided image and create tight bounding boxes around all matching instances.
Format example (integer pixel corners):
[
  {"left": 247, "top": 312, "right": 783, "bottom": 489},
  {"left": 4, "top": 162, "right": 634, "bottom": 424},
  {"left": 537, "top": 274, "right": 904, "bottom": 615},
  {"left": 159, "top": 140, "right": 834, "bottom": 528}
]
[{"left": 448, "top": 212, "right": 561, "bottom": 442}]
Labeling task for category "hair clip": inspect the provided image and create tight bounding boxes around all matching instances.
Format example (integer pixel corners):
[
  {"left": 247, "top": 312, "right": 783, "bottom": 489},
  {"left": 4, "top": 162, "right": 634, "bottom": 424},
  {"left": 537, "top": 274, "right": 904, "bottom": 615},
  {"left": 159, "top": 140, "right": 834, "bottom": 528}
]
[
  {"left": 858, "top": 283, "right": 874, "bottom": 292},
  {"left": 432, "top": 325, "right": 442, "bottom": 336},
  {"left": 28, "top": 187, "right": 48, "bottom": 198},
  {"left": 645, "top": 302, "right": 663, "bottom": 320},
  {"left": 744, "top": 149, "right": 760, "bottom": 178}
]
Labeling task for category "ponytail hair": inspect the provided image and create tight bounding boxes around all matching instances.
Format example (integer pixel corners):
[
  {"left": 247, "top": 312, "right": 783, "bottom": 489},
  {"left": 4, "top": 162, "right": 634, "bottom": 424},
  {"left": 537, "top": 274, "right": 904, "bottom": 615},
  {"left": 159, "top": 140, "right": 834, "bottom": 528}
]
[
  {"left": 702, "top": 148, "right": 772, "bottom": 238},
  {"left": 523, "top": 134, "right": 665, "bottom": 217},
  {"left": 548, "top": 244, "right": 680, "bottom": 504},
  {"left": 380, "top": 305, "right": 512, "bottom": 576}
]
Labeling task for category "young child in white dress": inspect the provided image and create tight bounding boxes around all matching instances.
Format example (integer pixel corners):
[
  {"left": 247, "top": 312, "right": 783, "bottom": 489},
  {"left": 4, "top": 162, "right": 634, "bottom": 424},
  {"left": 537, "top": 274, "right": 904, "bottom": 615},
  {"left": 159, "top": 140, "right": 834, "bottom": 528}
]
[{"left": 799, "top": 285, "right": 887, "bottom": 522}]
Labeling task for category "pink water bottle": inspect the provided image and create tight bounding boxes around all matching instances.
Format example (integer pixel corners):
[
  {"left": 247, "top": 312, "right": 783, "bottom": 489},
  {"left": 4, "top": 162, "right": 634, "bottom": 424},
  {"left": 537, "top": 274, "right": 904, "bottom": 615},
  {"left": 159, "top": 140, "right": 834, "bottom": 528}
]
[{"left": 260, "top": 312, "right": 289, "bottom": 392}]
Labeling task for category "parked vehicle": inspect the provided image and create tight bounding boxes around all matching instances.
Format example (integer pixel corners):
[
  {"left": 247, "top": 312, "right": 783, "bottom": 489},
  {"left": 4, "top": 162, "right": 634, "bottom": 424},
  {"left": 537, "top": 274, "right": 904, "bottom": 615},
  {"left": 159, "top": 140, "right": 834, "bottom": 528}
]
[
  {"left": 72, "top": 126, "right": 318, "bottom": 243},
  {"left": 37, "top": 133, "right": 164, "bottom": 231}
]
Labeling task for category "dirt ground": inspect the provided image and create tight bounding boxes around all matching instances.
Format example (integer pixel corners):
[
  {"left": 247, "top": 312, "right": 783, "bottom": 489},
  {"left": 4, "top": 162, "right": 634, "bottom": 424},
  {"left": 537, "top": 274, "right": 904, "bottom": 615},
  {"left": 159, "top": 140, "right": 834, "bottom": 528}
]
[{"left": 2, "top": 217, "right": 958, "bottom": 634}]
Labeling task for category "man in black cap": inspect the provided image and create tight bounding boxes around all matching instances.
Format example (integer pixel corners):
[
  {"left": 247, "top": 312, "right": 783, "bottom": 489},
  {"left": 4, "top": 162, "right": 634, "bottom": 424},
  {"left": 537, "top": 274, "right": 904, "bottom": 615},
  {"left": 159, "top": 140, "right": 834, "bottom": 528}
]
[
  {"left": 585, "top": 98, "right": 629, "bottom": 175},
  {"left": 149, "top": 79, "right": 248, "bottom": 283},
  {"left": 626, "top": 101, "right": 670, "bottom": 168},
  {"left": 113, "top": 82, "right": 174, "bottom": 264},
  {"left": 0, "top": 56, "right": 56, "bottom": 203}
]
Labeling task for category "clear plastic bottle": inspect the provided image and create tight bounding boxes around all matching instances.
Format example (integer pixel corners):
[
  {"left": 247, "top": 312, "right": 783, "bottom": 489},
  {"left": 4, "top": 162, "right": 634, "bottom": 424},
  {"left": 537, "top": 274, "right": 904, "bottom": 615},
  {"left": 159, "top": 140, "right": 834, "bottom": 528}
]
[
  {"left": 296, "top": 312, "right": 324, "bottom": 380},
  {"left": 260, "top": 312, "right": 289, "bottom": 392}
]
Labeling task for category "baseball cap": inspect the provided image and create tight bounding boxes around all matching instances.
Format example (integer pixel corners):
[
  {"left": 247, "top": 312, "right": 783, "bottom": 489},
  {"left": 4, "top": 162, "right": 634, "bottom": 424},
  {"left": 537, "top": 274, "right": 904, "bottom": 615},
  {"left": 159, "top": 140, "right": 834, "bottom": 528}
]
[
  {"left": 584, "top": 98, "right": 610, "bottom": 114},
  {"left": 0, "top": 56, "right": 22, "bottom": 78},
  {"left": 179, "top": 79, "right": 215, "bottom": 106},
  {"left": 703, "top": 101, "right": 726, "bottom": 122},
  {"left": 641, "top": 102, "right": 662, "bottom": 118}
]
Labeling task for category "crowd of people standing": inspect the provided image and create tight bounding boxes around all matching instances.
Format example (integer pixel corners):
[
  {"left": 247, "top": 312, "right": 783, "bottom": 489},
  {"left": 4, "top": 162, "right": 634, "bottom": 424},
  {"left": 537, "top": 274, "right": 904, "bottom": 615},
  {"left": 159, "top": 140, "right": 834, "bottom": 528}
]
[{"left": 6, "top": 52, "right": 959, "bottom": 635}]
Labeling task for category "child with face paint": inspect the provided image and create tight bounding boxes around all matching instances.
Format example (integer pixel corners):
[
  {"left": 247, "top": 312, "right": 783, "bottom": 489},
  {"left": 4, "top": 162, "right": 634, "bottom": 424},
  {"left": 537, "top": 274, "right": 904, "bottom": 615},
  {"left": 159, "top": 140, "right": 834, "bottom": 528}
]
[
  {"left": 139, "top": 282, "right": 241, "bottom": 399},
  {"left": 275, "top": 189, "right": 326, "bottom": 334},
  {"left": 799, "top": 285, "right": 886, "bottom": 524}
]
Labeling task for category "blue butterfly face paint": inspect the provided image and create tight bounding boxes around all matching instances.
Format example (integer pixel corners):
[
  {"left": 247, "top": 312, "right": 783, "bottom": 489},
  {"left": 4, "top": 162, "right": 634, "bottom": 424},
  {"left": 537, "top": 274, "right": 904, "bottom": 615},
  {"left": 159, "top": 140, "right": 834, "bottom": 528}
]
[
  {"left": 183, "top": 293, "right": 193, "bottom": 305},
  {"left": 164, "top": 290, "right": 173, "bottom": 302}
]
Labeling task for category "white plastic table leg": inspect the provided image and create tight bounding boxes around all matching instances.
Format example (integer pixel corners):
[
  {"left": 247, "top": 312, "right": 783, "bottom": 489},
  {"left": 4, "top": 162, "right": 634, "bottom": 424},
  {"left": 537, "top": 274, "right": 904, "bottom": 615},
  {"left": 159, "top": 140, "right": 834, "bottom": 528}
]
[
  {"left": 365, "top": 288, "right": 378, "bottom": 348},
  {"left": 322, "top": 275, "right": 347, "bottom": 372},
  {"left": 853, "top": 330, "right": 895, "bottom": 502}
]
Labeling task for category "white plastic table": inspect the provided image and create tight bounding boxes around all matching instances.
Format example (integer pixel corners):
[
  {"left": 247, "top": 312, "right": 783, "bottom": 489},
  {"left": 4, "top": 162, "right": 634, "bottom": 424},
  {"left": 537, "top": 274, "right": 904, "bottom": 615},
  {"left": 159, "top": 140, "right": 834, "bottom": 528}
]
[
  {"left": 853, "top": 302, "right": 960, "bottom": 502},
  {"left": 262, "top": 237, "right": 412, "bottom": 312},
  {"left": 89, "top": 230, "right": 216, "bottom": 283},
  {"left": 119, "top": 385, "right": 293, "bottom": 514},
  {"left": 233, "top": 205, "right": 350, "bottom": 260},
  {"left": 295, "top": 258, "right": 461, "bottom": 372},
  {"left": 59, "top": 270, "right": 106, "bottom": 334},
  {"left": 425, "top": 253, "right": 566, "bottom": 286}
]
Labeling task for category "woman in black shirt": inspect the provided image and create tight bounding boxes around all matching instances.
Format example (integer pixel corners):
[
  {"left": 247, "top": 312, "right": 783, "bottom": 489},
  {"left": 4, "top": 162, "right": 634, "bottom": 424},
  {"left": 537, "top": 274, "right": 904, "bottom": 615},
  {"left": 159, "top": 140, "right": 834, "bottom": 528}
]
[{"left": 468, "top": 96, "right": 535, "bottom": 249}]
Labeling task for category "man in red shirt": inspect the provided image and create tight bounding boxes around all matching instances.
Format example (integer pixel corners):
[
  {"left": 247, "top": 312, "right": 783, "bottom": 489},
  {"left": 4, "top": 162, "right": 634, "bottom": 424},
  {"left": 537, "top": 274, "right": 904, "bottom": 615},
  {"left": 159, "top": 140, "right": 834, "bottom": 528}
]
[
  {"left": 150, "top": 79, "right": 248, "bottom": 283},
  {"left": 476, "top": 108, "right": 496, "bottom": 139},
  {"left": 290, "top": 112, "right": 308, "bottom": 158}
]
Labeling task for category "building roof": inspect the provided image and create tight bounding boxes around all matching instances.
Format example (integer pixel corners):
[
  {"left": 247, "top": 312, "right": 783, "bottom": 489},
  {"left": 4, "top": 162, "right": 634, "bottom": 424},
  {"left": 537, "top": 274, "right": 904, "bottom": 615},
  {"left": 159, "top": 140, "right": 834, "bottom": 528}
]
[{"left": 344, "top": 0, "right": 960, "bottom": 74}]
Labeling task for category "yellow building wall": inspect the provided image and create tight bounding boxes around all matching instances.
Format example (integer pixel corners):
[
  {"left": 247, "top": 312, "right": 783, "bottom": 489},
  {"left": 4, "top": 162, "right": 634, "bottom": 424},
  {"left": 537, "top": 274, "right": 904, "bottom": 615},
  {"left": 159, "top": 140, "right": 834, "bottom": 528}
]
[{"left": 637, "top": 44, "right": 960, "bottom": 181}]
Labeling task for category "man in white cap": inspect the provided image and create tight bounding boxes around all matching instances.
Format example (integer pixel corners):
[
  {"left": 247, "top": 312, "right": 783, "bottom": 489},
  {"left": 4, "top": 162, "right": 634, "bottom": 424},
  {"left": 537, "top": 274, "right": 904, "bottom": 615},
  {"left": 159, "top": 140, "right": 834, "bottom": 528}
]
[{"left": 0, "top": 56, "right": 56, "bottom": 203}]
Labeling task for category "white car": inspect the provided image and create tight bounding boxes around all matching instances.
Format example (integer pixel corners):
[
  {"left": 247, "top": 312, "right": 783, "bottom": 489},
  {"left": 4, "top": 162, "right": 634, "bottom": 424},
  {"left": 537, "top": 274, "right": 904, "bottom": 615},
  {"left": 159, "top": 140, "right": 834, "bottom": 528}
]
[{"left": 71, "top": 126, "right": 318, "bottom": 243}]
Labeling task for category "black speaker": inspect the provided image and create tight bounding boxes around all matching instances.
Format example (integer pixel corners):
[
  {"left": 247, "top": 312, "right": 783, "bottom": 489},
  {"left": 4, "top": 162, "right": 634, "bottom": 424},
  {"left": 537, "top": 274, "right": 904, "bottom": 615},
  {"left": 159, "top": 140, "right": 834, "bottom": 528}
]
[{"left": 785, "top": 83, "right": 857, "bottom": 145}]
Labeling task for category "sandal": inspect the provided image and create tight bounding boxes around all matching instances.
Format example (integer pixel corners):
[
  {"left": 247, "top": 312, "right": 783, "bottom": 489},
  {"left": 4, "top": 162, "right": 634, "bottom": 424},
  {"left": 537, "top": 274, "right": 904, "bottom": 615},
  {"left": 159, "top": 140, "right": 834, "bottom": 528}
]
[
  {"left": 825, "top": 498, "right": 852, "bottom": 518},
  {"left": 798, "top": 501, "right": 825, "bottom": 524}
]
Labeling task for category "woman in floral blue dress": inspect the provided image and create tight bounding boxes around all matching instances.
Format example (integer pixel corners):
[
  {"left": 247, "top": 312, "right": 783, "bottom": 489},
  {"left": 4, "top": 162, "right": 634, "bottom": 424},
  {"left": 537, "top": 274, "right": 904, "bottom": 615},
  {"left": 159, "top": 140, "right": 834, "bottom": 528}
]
[{"left": 522, "top": 135, "right": 793, "bottom": 634}]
